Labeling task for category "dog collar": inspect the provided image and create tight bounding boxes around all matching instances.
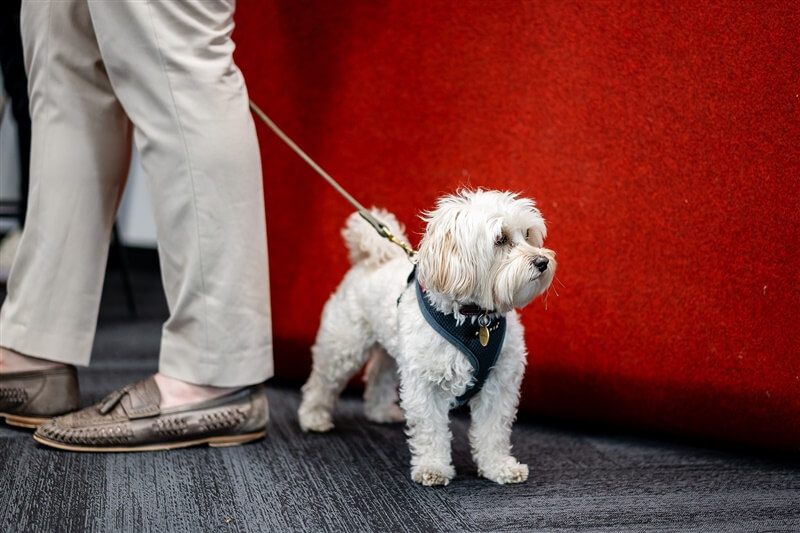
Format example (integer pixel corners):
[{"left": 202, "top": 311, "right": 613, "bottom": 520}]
[
  {"left": 411, "top": 269, "right": 506, "bottom": 408},
  {"left": 408, "top": 270, "right": 496, "bottom": 318},
  {"left": 455, "top": 302, "right": 494, "bottom": 317}
]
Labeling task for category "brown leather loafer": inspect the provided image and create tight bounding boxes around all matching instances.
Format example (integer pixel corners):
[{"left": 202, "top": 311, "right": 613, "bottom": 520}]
[
  {"left": 0, "top": 366, "right": 81, "bottom": 428},
  {"left": 33, "top": 376, "right": 268, "bottom": 452}
]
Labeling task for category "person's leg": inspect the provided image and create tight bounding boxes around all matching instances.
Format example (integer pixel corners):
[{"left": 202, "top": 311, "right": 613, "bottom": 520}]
[
  {"left": 86, "top": 1, "right": 273, "bottom": 392},
  {"left": 0, "top": 0, "right": 133, "bottom": 370}
]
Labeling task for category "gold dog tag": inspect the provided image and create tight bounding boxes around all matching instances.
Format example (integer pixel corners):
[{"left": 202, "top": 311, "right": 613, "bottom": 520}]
[
  {"left": 479, "top": 325, "right": 490, "bottom": 347},
  {"left": 478, "top": 312, "right": 490, "bottom": 347}
]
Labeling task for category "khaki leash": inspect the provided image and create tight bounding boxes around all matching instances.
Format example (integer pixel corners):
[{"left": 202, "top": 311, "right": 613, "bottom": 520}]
[{"left": 248, "top": 99, "right": 417, "bottom": 261}]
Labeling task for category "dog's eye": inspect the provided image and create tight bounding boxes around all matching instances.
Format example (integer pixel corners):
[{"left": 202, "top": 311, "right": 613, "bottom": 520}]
[
  {"left": 525, "top": 229, "right": 530, "bottom": 240},
  {"left": 495, "top": 234, "right": 508, "bottom": 246}
]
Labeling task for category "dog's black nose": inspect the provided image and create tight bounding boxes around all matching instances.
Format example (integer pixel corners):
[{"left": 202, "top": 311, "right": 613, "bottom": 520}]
[{"left": 532, "top": 256, "right": 549, "bottom": 273}]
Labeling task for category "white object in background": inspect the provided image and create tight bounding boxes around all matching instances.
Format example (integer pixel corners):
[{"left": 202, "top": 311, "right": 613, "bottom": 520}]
[
  {"left": 117, "top": 147, "right": 158, "bottom": 248},
  {"left": 0, "top": 227, "right": 21, "bottom": 282}
]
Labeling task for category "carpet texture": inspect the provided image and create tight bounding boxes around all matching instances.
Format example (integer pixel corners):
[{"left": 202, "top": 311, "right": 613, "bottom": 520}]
[
  {"left": 230, "top": 0, "right": 800, "bottom": 450},
  {"left": 1, "top": 273, "right": 799, "bottom": 532}
]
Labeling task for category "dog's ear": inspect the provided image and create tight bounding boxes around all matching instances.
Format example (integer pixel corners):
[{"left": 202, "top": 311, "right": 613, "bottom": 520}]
[{"left": 417, "top": 223, "right": 476, "bottom": 301}]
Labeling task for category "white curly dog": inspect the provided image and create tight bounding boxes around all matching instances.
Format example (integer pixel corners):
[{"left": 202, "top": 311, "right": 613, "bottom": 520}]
[{"left": 298, "top": 189, "right": 556, "bottom": 486}]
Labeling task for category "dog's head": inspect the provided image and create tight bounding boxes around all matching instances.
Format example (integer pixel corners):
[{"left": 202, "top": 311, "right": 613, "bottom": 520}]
[{"left": 416, "top": 189, "right": 556, "bottom": 314}]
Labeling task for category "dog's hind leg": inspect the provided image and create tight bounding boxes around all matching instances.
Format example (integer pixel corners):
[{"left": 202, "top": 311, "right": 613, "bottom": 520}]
[
  {"left": 298, "top": 318, "right": 374, "bottom": 432},
  {"left": 363, "top": 345, "right": 404, "bottom": 424}
]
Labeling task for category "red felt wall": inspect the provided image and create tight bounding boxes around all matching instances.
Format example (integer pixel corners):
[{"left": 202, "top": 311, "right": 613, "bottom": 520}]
[{"left": 233, "top": 1, "right": 800, "bottom": 450}]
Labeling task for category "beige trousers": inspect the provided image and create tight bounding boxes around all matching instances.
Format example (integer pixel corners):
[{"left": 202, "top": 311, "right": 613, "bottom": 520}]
[{"left": 0, "top": 0, "right": 273, "bottom": 387}]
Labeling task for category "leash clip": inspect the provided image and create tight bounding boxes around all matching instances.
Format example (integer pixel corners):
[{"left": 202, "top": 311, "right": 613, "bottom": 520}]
[{"left": 359, "top": 210, "right": 418, "bottom": 262}]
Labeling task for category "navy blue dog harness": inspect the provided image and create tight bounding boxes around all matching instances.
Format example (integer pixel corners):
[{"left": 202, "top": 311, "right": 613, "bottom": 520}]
[{"left": 408, "top": 269, "right": 507, "bottom": 407}]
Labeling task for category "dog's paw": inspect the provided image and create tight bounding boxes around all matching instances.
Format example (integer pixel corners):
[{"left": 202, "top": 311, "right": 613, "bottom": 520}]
[
  {"left": 480, "top": 457, "right": 529, "bottom": 484},
  {"left": 364, "top": 404, "right": 405, "bottom": 424},
  {"left": 298, "top": 409, "right": 334, "bottom": 433},
  {"left": 410, "top": 463, "right": 455, "bottom": 486}
]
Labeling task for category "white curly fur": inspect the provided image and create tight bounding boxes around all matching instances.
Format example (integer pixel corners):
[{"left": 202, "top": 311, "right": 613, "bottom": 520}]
[{"left": 298, "top": 189, "right": 556, "bottom": 486}]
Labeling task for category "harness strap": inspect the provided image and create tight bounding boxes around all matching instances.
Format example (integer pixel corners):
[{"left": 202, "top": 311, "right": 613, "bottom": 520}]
[{"left": 412, "top": 270, "right": 506, "bottom": 407}]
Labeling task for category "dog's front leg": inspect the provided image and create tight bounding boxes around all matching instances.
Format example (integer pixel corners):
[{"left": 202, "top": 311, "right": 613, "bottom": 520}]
[
  {"left": 468, "top": 352, "right": 528, "bottom": 484},
  {"left": 400, "top": 375, "right": 455, "bottom": 486}
]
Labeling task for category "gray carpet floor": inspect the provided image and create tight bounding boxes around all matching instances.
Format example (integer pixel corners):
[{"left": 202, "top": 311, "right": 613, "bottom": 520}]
[{"left": 1, "top": 269, "right": 799, "bottom": 532}]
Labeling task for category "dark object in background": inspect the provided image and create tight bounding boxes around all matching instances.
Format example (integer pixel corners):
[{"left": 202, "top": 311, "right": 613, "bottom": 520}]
[{"left": 0, "top": 0, "right": 31, "bottom": 226}]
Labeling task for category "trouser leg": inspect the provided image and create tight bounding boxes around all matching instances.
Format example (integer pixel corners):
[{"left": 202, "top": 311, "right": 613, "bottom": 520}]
[
  {"left": 87, "top": 0, "right": 273, "bottom": 387},
  {"left": 0, "top": 0, "right": 132, "bottom": 363}
]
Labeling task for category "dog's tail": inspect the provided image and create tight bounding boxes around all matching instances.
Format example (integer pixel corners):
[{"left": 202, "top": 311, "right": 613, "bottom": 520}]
[{"left": 342, "top": 209, "right": 411, "bottom": 268}]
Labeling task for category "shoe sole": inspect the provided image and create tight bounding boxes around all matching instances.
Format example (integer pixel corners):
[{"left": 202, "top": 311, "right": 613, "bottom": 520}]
[
  {"left": 1, "top": 412, "right": 51, "bottom": 429},
  {"left": 32, "top": 430, "right": 266, "bottom": 452}
]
